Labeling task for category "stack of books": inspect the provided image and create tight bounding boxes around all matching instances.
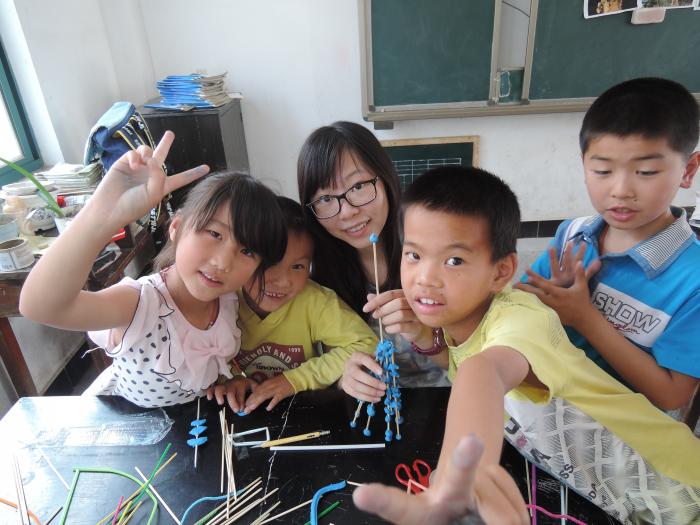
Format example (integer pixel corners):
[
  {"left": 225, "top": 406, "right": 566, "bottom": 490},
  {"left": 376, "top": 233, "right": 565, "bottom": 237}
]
[
  {"left": 145, "top": 73, "right": 233, "bottom": 111},
  {"left": 36, "top": 162, "right": 102, "bottom": 193}
]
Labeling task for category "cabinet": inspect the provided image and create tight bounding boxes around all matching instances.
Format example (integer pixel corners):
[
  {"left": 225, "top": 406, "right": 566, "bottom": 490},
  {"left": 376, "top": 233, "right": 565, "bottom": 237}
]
[{"left": 140, "top": 98, "right": 249, "bottom": 178}]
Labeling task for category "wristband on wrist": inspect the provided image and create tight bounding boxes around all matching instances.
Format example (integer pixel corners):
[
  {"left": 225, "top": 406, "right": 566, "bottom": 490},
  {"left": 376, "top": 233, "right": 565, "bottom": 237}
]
[{"left": 410, "top": 328, "right": 447, "bottom": 356}]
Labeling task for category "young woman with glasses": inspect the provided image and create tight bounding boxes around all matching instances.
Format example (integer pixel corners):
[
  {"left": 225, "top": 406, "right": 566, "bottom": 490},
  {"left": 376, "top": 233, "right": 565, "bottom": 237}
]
[{"left": 297, "top": 121, "right": 448, "bottom": 401}]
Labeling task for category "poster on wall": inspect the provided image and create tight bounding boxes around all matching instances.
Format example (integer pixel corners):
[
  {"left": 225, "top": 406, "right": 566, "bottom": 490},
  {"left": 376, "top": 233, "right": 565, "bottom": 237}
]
[
  {"left": 584, "top": 0, "right": 638, "bottom": 18},
  {"left": 640, "top": 0, "right": 693, "bottom": 7},
  {"left": 585, "top": 0, "right": 693, "bottom": 17}
]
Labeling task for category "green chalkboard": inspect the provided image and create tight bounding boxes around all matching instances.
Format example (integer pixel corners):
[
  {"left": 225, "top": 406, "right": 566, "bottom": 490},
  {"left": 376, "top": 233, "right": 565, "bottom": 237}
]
[
  {"left": 529, "top": 2, "right": 700, "bottom": 101},
  {"left": 370, "top": 0, "right": 495, "bottom": 107},
  {"left": 381, "top": 137, "right": 478, "bottom": 192}
]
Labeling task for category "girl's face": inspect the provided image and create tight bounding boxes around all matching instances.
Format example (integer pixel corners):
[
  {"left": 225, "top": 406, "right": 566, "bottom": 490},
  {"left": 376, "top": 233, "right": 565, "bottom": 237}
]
[
  {"left": 309, "top": 149, "right": 390, "bottom": 252},
  {"left": 170, "top": 204, "right": 261, "bottom": 302}
]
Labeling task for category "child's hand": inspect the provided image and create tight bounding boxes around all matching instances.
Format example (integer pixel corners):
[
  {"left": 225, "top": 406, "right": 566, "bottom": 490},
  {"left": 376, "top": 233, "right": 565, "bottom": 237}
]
[
  {"left": 207, "top": 376, "right": 256, "bottom": 413},
  {"left": 243, "top": 375, "right": 295, "bottom": 413},
  {"left": 364, "top": 290, "right": 433, "bottom": 346},
  {"left": 516, "top": 258, "right": 601, "bottom": 330},
  {"left": 89, "top": 131, "right": 209, "bottom": 230},
  {"left": 338, "top": 352, "right": 386, "bottom": 403},
  {"left": 547, "top": 242, "right": 590, "bottom": 287},
  {"left": 353, "top": 435, "right": 528, "bottom": 525}
]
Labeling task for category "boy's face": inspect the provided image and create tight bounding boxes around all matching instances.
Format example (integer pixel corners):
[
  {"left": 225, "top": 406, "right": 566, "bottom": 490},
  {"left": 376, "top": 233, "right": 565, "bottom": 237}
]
[
  {"left": 582, "top": 135, "right": 697, "bottom": 239},
  {"left": 245, "top": 230, "right": 313, "bottom": 314},
  {"left": 400, "top": 205, "right": 509, "bottom": 345}
]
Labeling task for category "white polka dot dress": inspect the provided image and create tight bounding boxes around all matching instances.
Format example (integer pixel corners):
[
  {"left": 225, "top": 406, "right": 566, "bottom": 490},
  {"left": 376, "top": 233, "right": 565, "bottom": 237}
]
[{"left": 84, "top": 274, "right": 241, "bottom": 408}]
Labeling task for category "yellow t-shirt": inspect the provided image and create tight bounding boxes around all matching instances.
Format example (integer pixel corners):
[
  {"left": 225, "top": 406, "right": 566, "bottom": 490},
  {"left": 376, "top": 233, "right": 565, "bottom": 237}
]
[
  {"left": 236, "top": 280, "right": 377, "bottom": 392},
  {"left": 447, "top": 285, "right": 700, "bottom": 487}
]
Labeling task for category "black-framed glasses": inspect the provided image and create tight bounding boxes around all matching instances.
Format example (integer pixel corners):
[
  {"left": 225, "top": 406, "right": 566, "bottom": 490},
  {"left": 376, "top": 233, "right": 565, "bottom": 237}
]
[{"left": 306, "top": 177, "right": 379, "bottom": 219}]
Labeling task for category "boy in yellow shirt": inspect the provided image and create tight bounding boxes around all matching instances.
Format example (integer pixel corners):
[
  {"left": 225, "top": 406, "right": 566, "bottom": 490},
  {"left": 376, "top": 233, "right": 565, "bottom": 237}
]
[
  {"left": 354, "top": 166, "right": 700, "bottom": 525},
  {"left": 209, "top": 197, "right": 377, "bottom": 413}
]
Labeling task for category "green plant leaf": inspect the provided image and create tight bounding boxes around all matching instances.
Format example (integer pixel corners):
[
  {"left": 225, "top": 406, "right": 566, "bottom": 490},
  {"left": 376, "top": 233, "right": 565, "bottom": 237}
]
[{"left": 0, "top": 156, "right": 65, "bottom": 217}]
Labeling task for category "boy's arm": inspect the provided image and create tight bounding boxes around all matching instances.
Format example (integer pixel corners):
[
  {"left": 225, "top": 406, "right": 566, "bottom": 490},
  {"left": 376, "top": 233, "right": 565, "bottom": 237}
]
[
  {"left": 355, "top": 345, "right": 530, "bottom": 525},
  {"left": 520, "top": 263, "right": 698, "bottom": 410}
]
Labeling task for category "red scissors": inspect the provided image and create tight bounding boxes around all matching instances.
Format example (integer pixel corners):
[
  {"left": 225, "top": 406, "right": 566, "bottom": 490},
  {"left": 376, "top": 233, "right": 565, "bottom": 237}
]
[{"left": 395, "top": 459, "right": 432, "bottom": 494}]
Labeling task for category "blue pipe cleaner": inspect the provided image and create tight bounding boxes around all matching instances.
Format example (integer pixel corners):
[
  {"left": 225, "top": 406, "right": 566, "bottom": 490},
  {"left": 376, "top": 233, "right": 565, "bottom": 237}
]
[{"left": 310, "top": 480, "right": 347, "bottom": 525}]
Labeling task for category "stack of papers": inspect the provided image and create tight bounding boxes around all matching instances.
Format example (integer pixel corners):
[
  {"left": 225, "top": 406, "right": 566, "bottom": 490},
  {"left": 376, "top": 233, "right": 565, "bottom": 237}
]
[
  {"left": 145, "top": 73, "right": 233, "bottom": 111},
  {"left": 37, "top": 162, "right": 102, "bottom": 193}
]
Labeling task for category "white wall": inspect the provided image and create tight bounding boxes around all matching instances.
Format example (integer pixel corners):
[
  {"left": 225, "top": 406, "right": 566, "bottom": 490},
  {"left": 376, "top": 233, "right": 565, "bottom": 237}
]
[{"left": 4, "top": 0, "right": 698, "bottom": 220}]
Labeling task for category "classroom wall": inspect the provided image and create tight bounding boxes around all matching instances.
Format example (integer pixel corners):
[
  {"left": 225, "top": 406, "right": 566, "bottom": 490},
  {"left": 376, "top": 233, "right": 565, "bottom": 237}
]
[{"left": 3, "top": 0, "right": 698, "bottom": 221}]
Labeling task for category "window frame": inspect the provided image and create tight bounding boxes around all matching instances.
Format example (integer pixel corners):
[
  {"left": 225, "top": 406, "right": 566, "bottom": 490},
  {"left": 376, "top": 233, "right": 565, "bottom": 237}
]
[{"left": 0, "top": 36, "right": 42, "bottom": 185}]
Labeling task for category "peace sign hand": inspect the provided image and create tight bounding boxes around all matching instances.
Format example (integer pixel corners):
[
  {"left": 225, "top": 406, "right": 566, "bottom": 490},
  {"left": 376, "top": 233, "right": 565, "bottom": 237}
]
[{"left": 89, "top": 131, "right": 209, "bottom": 231}]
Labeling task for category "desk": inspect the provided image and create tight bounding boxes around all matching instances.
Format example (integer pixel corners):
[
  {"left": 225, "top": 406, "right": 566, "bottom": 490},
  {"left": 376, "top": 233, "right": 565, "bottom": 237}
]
[
  {"left": 0, "top": 222, "right": 157, "bottom": 398},
  {"left": 0, "top": 389, "right": 618, "bottom": 524}
]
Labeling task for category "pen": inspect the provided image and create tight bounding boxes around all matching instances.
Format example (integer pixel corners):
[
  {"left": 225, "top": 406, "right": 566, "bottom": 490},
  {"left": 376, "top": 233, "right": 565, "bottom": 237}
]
[{"left": 255, "top": 430, "right": 330, "bottom": 449}]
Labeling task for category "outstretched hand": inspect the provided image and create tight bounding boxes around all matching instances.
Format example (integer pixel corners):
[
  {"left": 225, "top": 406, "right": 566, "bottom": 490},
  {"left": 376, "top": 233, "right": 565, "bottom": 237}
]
[
  {"left": 90, "top": 131, "right": 209, "bottom": 229},
  {"left": 515, "top": 256, "right": 601, "bottom": 329},
  {"left": 353, "top": 435, "right": 528, "bottom": 525}
]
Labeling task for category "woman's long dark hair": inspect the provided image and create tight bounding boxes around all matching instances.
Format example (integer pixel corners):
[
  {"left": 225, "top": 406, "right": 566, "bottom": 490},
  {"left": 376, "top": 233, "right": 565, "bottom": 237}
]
[
  {"left": 155, "top": 172, "right": 287, "bottom": 295},
  {"left": 297, "top": 121, "right": 401, "bottom": 320}
]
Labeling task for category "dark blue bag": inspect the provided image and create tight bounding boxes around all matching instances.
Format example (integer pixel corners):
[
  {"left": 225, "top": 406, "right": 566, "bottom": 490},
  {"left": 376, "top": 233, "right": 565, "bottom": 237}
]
[
  {"left": 84, "top": 102, "right": 172, "bottom": 244},
  {"left": 84, "top": 102, "right": 157, "bottom": 171}
]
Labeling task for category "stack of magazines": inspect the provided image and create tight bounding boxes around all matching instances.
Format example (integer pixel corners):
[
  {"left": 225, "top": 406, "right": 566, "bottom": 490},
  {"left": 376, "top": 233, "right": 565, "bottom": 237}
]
[
  {"left": 145, "top": 73, "right": 233, "bottom": 111},
  {"left": 37, "top": 162, "right": 103, "bottom": 193}
]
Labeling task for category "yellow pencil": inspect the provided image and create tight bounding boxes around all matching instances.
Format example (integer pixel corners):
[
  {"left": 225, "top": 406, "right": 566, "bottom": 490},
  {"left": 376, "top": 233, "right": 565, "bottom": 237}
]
[{"left": 256, "top": 430, "right": 329, "bottom": 449}]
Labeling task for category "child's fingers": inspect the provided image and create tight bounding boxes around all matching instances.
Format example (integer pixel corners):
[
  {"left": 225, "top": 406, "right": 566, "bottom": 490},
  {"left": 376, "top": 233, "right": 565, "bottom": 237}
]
[
  {"left": 212, "top": 385, "right": 226, "bottom": 406},
  {"left": 227, "top": 390, "right": 243, "bottom": 413},
  {"left": 351, "top": 351, "right": 384, "bottom": 377},
  {"left": 353, "top": 484, "right": 430, "bottom": 525},
  {"left": 266, "top": 393, "right": 283, "bottom": 412},
  {"left": 163, "top": 164, "right": 210, "bottom": 195},
  {"left": 136, "top": 143, "right": 154, "bottom": 162},
  {"left": 513, "top": 282, "right": 546, "bottom": 300},
  {"left": 479, "top": 465, "right": 529, "bottom": 525},
  {"left": 348, "top": 381, "right": 384, "bottom": 403},
  {"left": 151, "top": 130, "right": 175, "bottom": 166},
  {"left": 548, "top": 246, "right": 561, "bottom": 276},
  {"left": 585, "top": 258, "right": 602, "bottom": 280},
  {"left": 126, "top": 150, "right": 143, "bottom": 171},
  {"left": 363, "top": 289, "right": 405, "bottom": 313},
  {"left": 439, "top": 435, "right": 482, "bottom": 501}
]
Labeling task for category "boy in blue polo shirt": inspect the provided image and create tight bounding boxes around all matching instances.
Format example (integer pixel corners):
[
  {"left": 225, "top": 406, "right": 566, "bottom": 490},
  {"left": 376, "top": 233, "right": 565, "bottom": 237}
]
[{"left": 517, "top": 77, "right": 700, "bottom": 412}]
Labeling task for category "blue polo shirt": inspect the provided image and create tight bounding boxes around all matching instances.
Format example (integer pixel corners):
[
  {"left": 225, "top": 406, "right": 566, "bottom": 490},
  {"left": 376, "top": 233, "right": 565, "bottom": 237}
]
[{"left": 527, "top": 207, "right": 700, "bottom": 384}]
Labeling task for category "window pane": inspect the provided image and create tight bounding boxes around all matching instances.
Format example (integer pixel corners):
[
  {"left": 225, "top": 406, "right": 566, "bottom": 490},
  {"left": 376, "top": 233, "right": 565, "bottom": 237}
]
[{"left": 0, "top": 93, "right": 22, "bottom": 166}]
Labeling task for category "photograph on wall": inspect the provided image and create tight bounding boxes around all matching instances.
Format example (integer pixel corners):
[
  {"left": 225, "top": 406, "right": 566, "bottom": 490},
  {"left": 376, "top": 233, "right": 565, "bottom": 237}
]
[
  {"left": 584, "top": 0, "right": 638, "bottom": 18},
  {"left": 640, "top": 0, "right": 693, "bottom": 7}
]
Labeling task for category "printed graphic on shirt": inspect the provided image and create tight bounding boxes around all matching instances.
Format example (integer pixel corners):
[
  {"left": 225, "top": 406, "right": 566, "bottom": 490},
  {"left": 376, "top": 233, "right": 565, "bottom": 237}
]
[
  {"left": 591, "top": 282, "right": 670, "bottom": 348},
  {"left": 236, "top": 343, "right": 306, "bottom": 383}
]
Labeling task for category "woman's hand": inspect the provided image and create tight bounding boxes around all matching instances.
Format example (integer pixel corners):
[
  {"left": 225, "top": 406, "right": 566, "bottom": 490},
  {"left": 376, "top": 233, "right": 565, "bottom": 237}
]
[
  {"left": 364, "top": 290, "right": 433, "bottom": 348},
  {"left": 338, "top": 351, "right": 386, "bottom": 403},
  {"left": 243, "top": 374, "right": 295, "bottom": 413},
  {"left": 207, "top": 376, "right": 256, "bottom": 413}
]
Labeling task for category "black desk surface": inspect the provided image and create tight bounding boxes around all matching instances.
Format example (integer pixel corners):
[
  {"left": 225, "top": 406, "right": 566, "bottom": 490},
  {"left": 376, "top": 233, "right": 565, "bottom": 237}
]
[{"left": 0, "top": 389, "right": 618, "bottom": 524}]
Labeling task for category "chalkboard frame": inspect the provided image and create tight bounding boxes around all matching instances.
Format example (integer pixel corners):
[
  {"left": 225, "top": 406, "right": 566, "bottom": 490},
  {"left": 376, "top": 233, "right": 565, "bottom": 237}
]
[
  {"left": 380, "top": 135, "right": 480, "bottom": 191},
  {"left": 359, "top": 0, "right": 506, "bottom": 123},
  {"left": 521, "top": 0, "right": 700, "bottom": 109},
  {"left": 360, "top": 0, "right": 700, "bottom": 125}
]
